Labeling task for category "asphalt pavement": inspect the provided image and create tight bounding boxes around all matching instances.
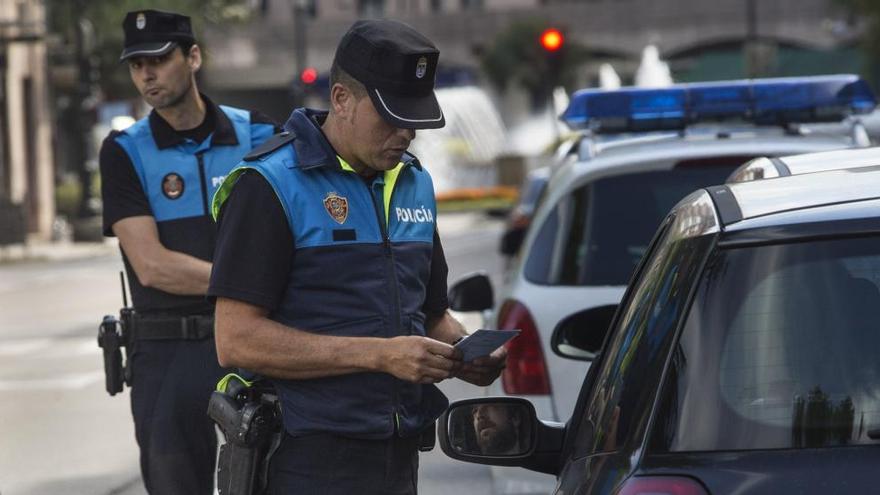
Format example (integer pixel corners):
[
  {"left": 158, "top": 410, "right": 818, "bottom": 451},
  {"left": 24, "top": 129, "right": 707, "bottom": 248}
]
[{"left": 0, "top": 211, "right": 505, "bottom": 495}]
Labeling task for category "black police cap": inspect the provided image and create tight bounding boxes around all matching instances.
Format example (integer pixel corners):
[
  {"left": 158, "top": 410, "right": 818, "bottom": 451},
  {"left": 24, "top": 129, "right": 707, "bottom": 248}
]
[
  {"left": 334, "top": 20, "right": 445, "bottom": 130},
  {"left": 120, "top": 10, "right": 195, "bottom": 62}
]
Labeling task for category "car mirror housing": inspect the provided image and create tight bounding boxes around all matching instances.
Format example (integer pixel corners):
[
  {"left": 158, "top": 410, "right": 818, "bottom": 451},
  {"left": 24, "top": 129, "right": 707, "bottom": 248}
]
[
  {"left": 448, "top": 272, "right": 494, "bottom": 312},
  {"left": 438, "top": 397, "right": 565, "bottom": 475},
  {"left": 551, "top": 304, "right": 617, "bottom": 360}
]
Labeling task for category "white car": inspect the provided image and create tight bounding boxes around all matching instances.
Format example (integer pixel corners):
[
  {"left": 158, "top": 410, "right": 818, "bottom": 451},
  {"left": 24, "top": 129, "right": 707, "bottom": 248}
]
[
  {"left": 449, "top": 74, "right": 876, "bottom": 495},
  {"left": 728, "top": 145, "right": 880, "bottom": 182}
]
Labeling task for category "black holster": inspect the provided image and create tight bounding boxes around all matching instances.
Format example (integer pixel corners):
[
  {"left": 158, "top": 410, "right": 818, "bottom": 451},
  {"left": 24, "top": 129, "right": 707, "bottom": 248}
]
[
  {"left": 97, "top": 309, "right": 132, "bottom": 396},
  {"left": 419, "top": 421, "right": 437, "bottom": 452},
  {"left": 209, "top": 376, "right": 283, "bottom": 495}
]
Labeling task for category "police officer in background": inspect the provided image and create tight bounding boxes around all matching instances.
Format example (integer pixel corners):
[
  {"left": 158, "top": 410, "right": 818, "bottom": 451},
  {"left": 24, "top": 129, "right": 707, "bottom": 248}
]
[
  {"left": 98, "top": 10, "right": 277, "bottom": 495},
  {"left": 208, "top": 19, "right": 506, "bottom": 494}
]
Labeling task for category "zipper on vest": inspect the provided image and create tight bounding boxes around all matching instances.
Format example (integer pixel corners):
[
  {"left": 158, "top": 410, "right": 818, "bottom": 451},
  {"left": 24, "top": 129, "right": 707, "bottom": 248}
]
[
  {"left": 365, "top": 173, "right": 405, "bottom": 435},
  {"left": 196, "top": 152, "right": 209, "bottom": 215}
]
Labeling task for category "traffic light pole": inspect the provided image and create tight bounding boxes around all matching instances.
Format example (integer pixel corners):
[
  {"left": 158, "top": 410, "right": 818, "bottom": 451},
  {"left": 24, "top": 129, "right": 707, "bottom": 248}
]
[{"left": 292, "top": 0, "right": 308, "bottom": 108}]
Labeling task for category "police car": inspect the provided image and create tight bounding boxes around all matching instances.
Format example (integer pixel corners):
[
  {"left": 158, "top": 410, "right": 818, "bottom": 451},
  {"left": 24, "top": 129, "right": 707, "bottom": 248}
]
[
  {"left": 444, "top": 163, "right": 880, "bottom": 495},
  {"left": 728, "top": 144, "right": 880, "bottom": 182},
  {"left": 449, "top": 75, "right": 876, "bottom": 494}
]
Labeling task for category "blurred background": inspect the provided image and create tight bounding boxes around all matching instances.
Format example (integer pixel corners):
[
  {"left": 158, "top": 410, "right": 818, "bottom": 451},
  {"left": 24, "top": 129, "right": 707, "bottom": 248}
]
[{"left": 2, "top": 0, "right": 880, "bottom": 248}]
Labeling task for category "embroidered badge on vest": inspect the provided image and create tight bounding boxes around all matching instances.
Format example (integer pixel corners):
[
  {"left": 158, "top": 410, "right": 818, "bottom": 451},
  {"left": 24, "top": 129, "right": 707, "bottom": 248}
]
[
  {"left": 323, "top": 192, "right": 349, "bottom": 224},
  {"left": 162, "top": 173, "right": 185, "bottom": 200}
]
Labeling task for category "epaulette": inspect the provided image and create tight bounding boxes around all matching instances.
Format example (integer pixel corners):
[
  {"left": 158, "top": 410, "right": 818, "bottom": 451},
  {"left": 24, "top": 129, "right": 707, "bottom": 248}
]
[{"left": 243, "top": 131, "right": 296, "bottom": 162}]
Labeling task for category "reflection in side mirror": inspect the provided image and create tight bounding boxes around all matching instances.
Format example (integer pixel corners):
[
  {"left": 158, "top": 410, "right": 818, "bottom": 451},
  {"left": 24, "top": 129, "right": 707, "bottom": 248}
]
[
  {"left": 442, "top": 398, "right": 536, "bottom": 459},
  {"left": 440, "top": 397, "right": 566, "bottom": 474},
  {"left": 551, "top": 305, "right": 617, "bottom": 360},
  {"left": 448, "top": 272, "right": 494, "bottom": 312}
]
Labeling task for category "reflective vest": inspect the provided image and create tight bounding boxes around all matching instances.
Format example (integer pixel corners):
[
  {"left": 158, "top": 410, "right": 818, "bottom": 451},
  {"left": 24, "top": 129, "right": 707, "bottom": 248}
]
[
  {"left": 114, "top": 104, "right": 275, "bottom": 312},
  {"left": 213, "top": 108, "right": 448, "bottom": 438}
]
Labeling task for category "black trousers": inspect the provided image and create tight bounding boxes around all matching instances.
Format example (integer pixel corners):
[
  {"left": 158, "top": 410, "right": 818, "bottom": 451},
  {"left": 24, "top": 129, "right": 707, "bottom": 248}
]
[
  {"left": 268, "top": 432, "right": 420, "bottom": 494},
  {"left": 129, "top": 337, "right": 227, "bottom": 495}
]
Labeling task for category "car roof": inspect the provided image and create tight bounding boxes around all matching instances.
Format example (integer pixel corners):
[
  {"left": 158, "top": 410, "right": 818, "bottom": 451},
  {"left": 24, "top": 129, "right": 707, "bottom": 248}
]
[
  {"left": 710, "top": 166, "right": 880, "bottom": 229},
  {"left": 549, "top": 131, "right": 856, "bottom": 191},
  {"left": 728, "top": 145, "right": 880, "bottom": 183}
]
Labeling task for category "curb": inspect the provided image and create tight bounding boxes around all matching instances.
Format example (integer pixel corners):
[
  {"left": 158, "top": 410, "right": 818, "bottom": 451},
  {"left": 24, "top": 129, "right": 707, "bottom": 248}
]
[{"left": 0, "top": 238, "right": 118, "bottom": 265}]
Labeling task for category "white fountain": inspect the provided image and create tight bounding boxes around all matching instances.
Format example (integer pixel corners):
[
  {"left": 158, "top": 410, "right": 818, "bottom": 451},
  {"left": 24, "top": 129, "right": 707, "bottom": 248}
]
[
  {"left": 599, "top": 63, "right": 622, "bottom": 89},
  {"left": 408, "top": 86, "right": 508, "bottom": 193},
  {"left": 635, "top": 45, "right": 673, "bottom": 88}
]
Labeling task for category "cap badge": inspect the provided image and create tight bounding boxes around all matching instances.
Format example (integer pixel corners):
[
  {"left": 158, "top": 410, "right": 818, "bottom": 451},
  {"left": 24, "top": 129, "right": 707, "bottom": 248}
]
[
  {"left": 136, "top": 12, "right": 146, "bottom": 30},
  {"left": 162, "top": 173, "right": 185, "bottom": 200},
  {"left": 416, "top": 57, "right": 428, "bottom": 79},
  {"left": 323, "top": 192, "right": 349, "bottom": 224}
]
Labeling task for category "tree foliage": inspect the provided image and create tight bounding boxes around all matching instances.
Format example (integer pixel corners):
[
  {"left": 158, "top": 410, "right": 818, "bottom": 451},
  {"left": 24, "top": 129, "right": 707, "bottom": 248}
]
[
  {"left": 481, "top": 19, "right": 589, "bottom": 108},
  {"left": 834, "top": 0, "right": 880, "bottom": 87},
  {"left": 45, "top": 0, "right": 251, "bottom": 99}
]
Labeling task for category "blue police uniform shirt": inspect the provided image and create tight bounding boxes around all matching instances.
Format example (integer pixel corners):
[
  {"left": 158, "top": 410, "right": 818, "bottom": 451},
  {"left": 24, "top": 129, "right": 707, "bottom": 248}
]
[
  {"left": 209, "top": 108, "right": 449, "bottom": 439},
  {"left": 99, "top": 95, "right": 277, "bottom": 315}
]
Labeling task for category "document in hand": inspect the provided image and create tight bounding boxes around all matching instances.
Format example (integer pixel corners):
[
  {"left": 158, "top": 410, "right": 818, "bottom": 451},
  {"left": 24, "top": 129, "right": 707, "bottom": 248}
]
[{"left": 454, "top": 329, "right": 520, "bottom": 362}]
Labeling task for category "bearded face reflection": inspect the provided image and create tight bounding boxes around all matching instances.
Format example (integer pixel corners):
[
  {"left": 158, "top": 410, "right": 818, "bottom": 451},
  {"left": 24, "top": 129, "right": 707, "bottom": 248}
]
[{"left": 472, "top": 405, "right": 520, "bottom": 455}]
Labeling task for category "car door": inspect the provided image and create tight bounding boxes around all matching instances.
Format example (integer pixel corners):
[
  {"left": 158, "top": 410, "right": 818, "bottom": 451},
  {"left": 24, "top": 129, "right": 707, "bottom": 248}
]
[{"left": 554, "top": 202, "right": 719, "bottom": 494}]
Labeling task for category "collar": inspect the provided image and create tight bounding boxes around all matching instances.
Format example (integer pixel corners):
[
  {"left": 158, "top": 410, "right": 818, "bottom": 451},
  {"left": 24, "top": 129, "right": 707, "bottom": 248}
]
[
  {"left": 148, "top": 93, "right": 239, "bottom": 149},
  {"left": 282, "top": 107, "right": 422, "bottom": 171}
]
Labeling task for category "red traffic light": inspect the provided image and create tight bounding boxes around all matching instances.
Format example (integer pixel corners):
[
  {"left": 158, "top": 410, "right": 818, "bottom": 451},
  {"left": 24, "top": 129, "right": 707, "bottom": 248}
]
[
  {"left": 300, "top": 67, "right": 318, "bottom": 85},
  {"left": 540, "top": 28, "right": 564, "bottom": 52}
]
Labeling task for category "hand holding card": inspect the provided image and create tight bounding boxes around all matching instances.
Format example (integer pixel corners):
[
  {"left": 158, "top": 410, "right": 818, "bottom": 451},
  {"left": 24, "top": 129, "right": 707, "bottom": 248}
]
[{"left": 454, "top": 329, "right": 520, "bottom": 362}]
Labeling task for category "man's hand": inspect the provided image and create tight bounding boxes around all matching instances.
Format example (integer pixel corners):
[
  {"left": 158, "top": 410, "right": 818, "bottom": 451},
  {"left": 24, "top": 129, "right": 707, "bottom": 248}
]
[
  {"left": 381, "top": 336, "right": 460, "bottom": 384},
  {"left": 454, "top": 346, "right": 507, "bottom": 386}
]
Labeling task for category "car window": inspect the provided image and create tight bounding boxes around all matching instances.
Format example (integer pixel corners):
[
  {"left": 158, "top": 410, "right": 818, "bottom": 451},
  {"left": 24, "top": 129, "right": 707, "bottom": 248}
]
[
  {"left": 650, "top": 234, "right": 880, "bottom": 452},
  {"left": 527, "top": 165, "right": 734, "bottom": 287},
  {"left": 519, "top": 174, "right": 549, "bottom": 215},
  {"left": 523, "top": 203, "right": 559, "bottom": 284},
  {"left": 570, "top": 219, "right": 714, "bottom": 458}
]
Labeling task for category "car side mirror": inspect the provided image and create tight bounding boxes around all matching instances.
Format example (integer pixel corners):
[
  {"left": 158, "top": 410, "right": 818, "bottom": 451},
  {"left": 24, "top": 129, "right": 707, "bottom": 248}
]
[
  {"left": 448, "top": 272, "right": 494, "bottom": 312},
  {"left": 438, "top": 397, "right": 564, "bottom": 475},
  {"left": 551, "top": 305, "right": 617, "bottom": 361}
]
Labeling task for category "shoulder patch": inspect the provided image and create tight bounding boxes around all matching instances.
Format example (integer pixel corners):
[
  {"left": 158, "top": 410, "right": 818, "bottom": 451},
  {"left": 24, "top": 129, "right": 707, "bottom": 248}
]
[{"left": 243, "top": 131, "right": 296, "bottom": 162}]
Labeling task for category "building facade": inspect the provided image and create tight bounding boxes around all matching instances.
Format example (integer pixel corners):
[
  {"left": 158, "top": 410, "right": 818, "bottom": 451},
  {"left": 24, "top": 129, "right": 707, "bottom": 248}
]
[
  {"left": 0, "top": 0, "right": 54, "bottom": 243},
  {"left": 202, "top": 0, "right": 859, "bottom": 123}
]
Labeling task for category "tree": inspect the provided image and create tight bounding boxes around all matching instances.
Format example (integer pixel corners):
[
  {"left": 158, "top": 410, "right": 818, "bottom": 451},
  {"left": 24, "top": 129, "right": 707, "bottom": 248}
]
[
  {"left": 46, "top": 0, "right": 252, "bottom": 99},
  {"left": 481, "top": 19, "right": 589, "bottom": 110},
  {"left": 834, "top": 0, "right": 880, "bottom": 88}
]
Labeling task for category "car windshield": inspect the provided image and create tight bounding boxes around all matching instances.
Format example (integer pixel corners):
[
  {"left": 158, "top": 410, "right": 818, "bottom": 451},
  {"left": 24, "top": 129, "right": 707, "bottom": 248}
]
[
  {"left": 518, "top": 173, "right": 548, "bottom": 214},
  {"left": 650, "top": 234, "right": 880, "bottom": 452},
  {"left": 556, "top": 164, "right": 735, "bottom": 286}
]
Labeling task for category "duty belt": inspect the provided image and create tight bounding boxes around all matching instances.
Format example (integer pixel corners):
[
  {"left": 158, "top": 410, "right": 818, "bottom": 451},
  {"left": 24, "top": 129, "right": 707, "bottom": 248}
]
[{"left": 131, "top": 314, "right": 214, "bottom": 340}]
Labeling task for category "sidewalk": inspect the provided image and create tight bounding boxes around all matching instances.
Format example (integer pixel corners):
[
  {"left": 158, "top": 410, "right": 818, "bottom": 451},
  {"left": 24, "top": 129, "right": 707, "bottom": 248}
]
[
  {"left": 0, "top": 238, "right": 118, "bottom": 265},
  {"left": 0, "top": 211, "right": 486, "bottom": 266}
]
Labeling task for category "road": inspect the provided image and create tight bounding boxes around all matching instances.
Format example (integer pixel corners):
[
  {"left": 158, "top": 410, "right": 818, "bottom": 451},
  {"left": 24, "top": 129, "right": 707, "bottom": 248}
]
[{"left": 0, "top": 212, "right": 508, "bottom": 495}]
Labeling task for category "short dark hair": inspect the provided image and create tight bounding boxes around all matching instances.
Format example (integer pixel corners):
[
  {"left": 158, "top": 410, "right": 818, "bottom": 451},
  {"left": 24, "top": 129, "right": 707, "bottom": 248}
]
[
  {"left": 178, "top": 40, "right": 196, "bottom": 57},
  {"left": 329, "top": 61, "right": 367, "bottom": 100}
]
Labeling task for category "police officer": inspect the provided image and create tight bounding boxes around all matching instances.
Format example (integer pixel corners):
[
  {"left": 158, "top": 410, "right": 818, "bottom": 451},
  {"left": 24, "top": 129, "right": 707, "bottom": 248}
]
[
  {"left": 208, "top": 19, "right": 506, "bottom": 494},
  {"left": 98, "top": 10, "right": 277, "bottom": 495}
]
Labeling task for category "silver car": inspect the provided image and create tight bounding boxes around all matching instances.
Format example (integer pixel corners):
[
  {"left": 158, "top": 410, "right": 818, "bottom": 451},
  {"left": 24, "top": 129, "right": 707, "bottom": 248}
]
[{"left": 449, "top": 75, "right": 876, "bottom": 494}]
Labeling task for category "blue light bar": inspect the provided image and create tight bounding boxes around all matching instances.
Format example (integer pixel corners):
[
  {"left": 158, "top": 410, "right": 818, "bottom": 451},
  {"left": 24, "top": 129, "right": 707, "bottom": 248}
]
[
  {"left": 561, "top": 87, "right": 686, "bottom": 132},
  {"left": 561, "top": 74, "right": 877, "bottom": 132}
]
